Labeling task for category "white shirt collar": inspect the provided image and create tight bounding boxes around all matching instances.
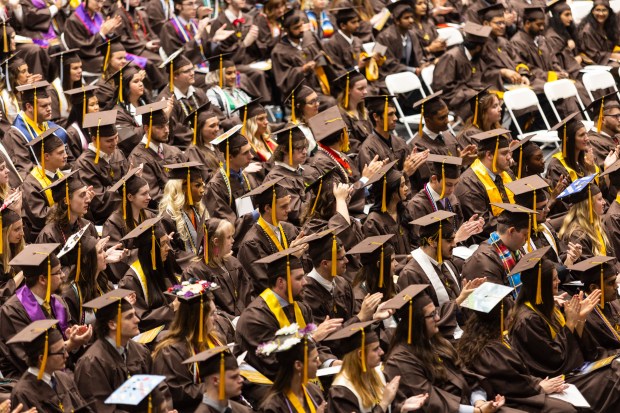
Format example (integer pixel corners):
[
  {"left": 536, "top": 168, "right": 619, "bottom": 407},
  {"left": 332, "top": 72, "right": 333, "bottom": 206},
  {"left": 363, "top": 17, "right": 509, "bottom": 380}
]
[
  {"left": 423, "top": 126, "right": 439, "bottom": 140},
  {"left": 224, "top": 8, "right": 242, "bottom": 22},
  {"left": 337, "top": 30, "right": 354, "bottom": 45},
  {"left": 140, "top": 136, "right": 162, "bottom": 154},
  {"left": 307, "top": 268, "right": 334, "bottom": 293},
  {"left": 105, "top": 336, "right": 126, "bottom": 357},
  {"left": 426, "top": 182, "right": 442, "bottom": 201},
  {"left": 33, "top": 292, "right": 44, "bottom": 305},
  {"left": 464, "top": 47, "right": 473, "bottom": 61},
  {"left": 87, "top": 143, "right": 112, "bottom": 163},
  {"left": 173, "top": 85, "right": 196, "bottom": 100},
  {"left": 27, "top": 367, "right": 52, "bottom": 386},
  {"left": 484, "top": 164, "right": 497, "bottom": 181},
  {"left": 274, "top": 161, "right": 303, "bottom": 173}
]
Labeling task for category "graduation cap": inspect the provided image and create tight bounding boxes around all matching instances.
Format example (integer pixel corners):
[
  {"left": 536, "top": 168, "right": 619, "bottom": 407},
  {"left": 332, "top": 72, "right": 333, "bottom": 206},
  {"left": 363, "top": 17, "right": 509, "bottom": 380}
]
[
  {"left": 136, "top": 100, "right": 168, "bottom": 149},
  {"left": 386, "top": 0, "right": 414, "bottom": 19},
  {"left": 505, "top": 175, "right": 549, "bottom": 245},
  {"left": 304, "top": 226, "right": 346, "bottom": 277},
  {"left": 104, "top": 374, "right": 166, "bottom": 409},
  {"left": 95, "top": 35, "right": 125, "bottom": 73},
  {"left": 492, "top": 202, "right": 537, "bottom": 224},
  {"left": 477, "top": 2, "right": 505, "bottom": 21},
  {"left": 166, "top": 279, "right": 219, "bottom": 343},
  {"left": 550, "top": 111, "right": 581, "bottom": 157},
  {"left": 165, "top": 161, "right": 204, "bottom": 206},
  {"left": 460, "top": 282, "right": 514, "bottom": 345},
  {"left": 232, "top": 98, "right": 264, "bottom": 136},
  {"left": 381, "top": 284, "right": 429, "bottom": 344},
  {"left": 323, "top": 321, "right": 378, "bottom": 370},
  {"left": 412, "top": 91, "right": 444, "bottom": 136},
  {"left": 308, "top": 106, "right": 350, "bottom": 151},
  {"left": 242, "top": 176, "right": 285, "bottom": 225},
  {"left": 568, "top": 256, "right": 616, "bottom": 309},
  {"left": 305, "top": 167, "right": 337, "bottom": 215},
  {"left": 108, "top": 166, "right": 142, "bottom": 221},
  {"left": 205, "top": 53, "right": 235, "bottom": 88},
  {"left": 365, "top": 95, "right": 397, "bottom": 132},
  {"left": 510, "top": 134, "right": 536, "bottom": 179},
  {"left": 16, "top": 81, "right": 50, "bottom": 125},
  {"left": 40, "top": 170, "right": 84, "bottom": 221},
  {"left": 411, "top": 210, "right": 457, "bottom": 264},
  {"left": 83, "top": 288, "right": 134, "bottom": 347},
  {"left": 49, "top": 48, "right": 80, "bottom": 85},
  {"left": 547, "top": 0, "right": 570, "bottom": 14},
  {"left": 363, "top": 160, "right": 399, "bottom": 212},
  {"left": 26, "top": 126, "right": 63, "bottom": 171},
  {"left": 83, "top": 109, "right": 118, "bottom": 164},
  {"left": 182, "top": 346, "right": 238, "bottom": 400},
  {"left": 272, "top": 125, "right": 306, "bottom": 166},
  {"left": 255, "top": 245, "right": 306, "bottom": 303},
  {"left": 56, "top": 223, "right": 91, "bottom": 282},
  {"left": 509, "top": 246, "right": 550, "bottom": 304},
  {"left": 279, "top": 7, "right": 299, "bottom": 28},
  {"left": 211, "top": 124, "right": 246, "bottom": 178},
  {"left": 600, "top": 159, "right": 620, "bottom": 180},
  {"left": 585, "top": 92, "right": 619, "bottom": 133},
  {"left": 462, "top": 21, "right": 492, "bottom": 43},
  {"left": 522, "top": 4, "right": 547, "bottom": 20},
  {"left": 330, "top": 6, "right": 360, "bottom": 23},
  {"left": 471, "top": 128, "right": 512, "bottom": 173},
  {"left": 7, "top": 319, "right": 61, "bottom": 381},
  {"left": 9, "top": 243, "right": 60, "bottom": 307},
  {"left": 184, "top": 102, "right": 215, "bottom": 146},
  {"left": 333, "top": 70, "right": 365, "bottom": 108},
  {"left": 65, "top": 85, "right": 98, "bottom": 123},
  {"left": 285, "top": 80, "right": 316, "bottom": 123},
  {"left": 121, "top": 216, "right": 163, "bottom": 270},
  {"left": 347, "top": 234, "right": 394, "bottom": 288},
  {"left": 160, "top": 48, "right": 192, "bottom": 93},
  {"left": 427, "top": 154, "right": 462, "bottom": 198},
  {"left": 106, "top": 62, "right": 138, "bottom": 104}
]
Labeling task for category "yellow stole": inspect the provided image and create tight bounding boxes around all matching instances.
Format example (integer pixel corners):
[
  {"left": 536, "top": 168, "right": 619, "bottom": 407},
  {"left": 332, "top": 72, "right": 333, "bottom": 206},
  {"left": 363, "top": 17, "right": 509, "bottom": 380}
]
[
  {"left": 551, "top": 153, "right": 600, "bottom": 183},
  {"left": 257, "top": 216, "right": 288, "bottom": 251},
  {"left": 130, "top": 260, "right": 149, "bottom": 302},
  {"left": 260, "top": 288, "right": 306, "bottom": 329},
  {"left": 470, "top": 159, "right": 515, "bottom": 216},
  {"left": 286, "top": 387, "right": 317, "bottom": 413},
  {"left": 525, "top": 302, "right": 566, "bottom": 339},
  {"left": 30, "top": 167, "right": 60, "bottom": 206},
  {"left": 22, "top": 113, "right": 47, "bottom": 140}
]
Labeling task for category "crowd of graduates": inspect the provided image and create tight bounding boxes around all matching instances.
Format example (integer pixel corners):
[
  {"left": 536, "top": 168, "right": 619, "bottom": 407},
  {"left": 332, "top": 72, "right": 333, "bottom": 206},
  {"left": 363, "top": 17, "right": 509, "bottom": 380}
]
[{"left": 0, "top": 0, "right": 620, "bottom": 411}]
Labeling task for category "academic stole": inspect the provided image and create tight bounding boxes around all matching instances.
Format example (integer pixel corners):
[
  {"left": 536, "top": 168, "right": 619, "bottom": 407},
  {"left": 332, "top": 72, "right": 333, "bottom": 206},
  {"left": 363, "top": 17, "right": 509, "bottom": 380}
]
[
  {"left": 257, "top": 216, "right": 288, "bottom": 251},
  {"left": 470, "top": 158, "right": 514, "bottom": 216},
  {"left": 21, "top": 112, "right": 47, "bottom": 141},
  {"left": 31, "top": 167, "right": 63, "bottom": 206},
  {"left": 130, "top": 260, "right": 149, "bottom": 302},
  {"left": 286, "top": 386, "right": 318, "bottom": 413},
  {"left": 593, "top": 305, "right": 620, "bottom": 343},
  {"left": 551, "top": 152, "right": 600, "bottom": 183},
  {"left": 260, "top": 288, "right": 306, "bottom": 329},
  {"left": 524, "top": 301, "right": 566, "bottom": 339}
]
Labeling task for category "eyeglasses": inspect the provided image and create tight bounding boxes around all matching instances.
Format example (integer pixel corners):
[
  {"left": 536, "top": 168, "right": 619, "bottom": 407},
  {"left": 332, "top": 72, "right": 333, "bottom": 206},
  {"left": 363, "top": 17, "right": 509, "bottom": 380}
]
[
  {"left": 48, "top": 349, "right": 68, "bottom": 356},
  {"left": 293, "top": 144, "right": 309, "bottom": 151},
  {"left": 424, "top": 310, "right": 439, "bottom": 319},
  {"left": 605, "top": 114, "right": 620, "bottom": 119},
  {"left": 306, "top": 98, "right": 319, "bottom": 106}
]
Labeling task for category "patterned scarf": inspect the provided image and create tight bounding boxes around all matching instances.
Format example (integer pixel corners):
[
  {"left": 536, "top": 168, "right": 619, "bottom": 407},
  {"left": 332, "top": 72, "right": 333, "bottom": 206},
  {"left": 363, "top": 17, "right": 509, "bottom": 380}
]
[{"left": 488, "top": 231, "right": 521, "bottom": 297}]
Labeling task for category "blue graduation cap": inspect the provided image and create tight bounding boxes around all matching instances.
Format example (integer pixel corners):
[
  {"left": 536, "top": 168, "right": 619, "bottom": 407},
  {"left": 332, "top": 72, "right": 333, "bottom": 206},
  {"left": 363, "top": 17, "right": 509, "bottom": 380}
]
[{"left": 557, "top": 174, "right": 597, "bottom": 203}]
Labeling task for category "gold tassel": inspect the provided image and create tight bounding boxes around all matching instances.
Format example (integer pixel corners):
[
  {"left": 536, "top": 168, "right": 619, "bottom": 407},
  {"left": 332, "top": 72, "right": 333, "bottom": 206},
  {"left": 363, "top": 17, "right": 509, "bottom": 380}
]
[
  {"left": 148, "top": 395, "right": 152, "bottom": 413},
  {"left": 103, "top": 40, "right": 111, "bottom": 73},
  {"left": 169, "top": 61, "right": 174, "bottom": 93},
  {"left": 34, "top": 88, "right": 37, "bottom": 125},
  {"left": 517, "top": 146, "right": 523, "bottom": 179},
  {"left": 381, "top": 175, "right": 387, "bottom": 213},
  {"left": 151, "top": 227, "right": 157, "bottom": 270},
  {"left": 66, "top": 181, "right": 71, "bottom": 222},
  {"left": 383, "top": 96, "right": 388, "bottom": 132},
  {"left": 271, "top": 187, "right": 277, "bottom": 225},
  {"left": 218, "top": 352, "right": 226, "bottom": 400},
  {"left": 286, "top": 256, "right": 293, "bottom": 303},
  {"left": 532, "top": 190, "right": 538, "bottom": 232},
  {"left": 331, "top": 234, "right": 337, "bottom": 277},
  {"left": 589, "top": 184, "right": 594, "bottom": 225},
  {"left": 310, "top": 179, "right": 322, "bottom": 215},
  {"left": 95, "top": 118, "right": 101, "bottom": 164},
  {"left": 437, "top": 222, "right": 443, "bottom": 264},
  {"left": 2, "top": 23, "right": 7, "bottom": 54},
  {"left": 535, "top": 260, "right": 543, "bottom": 304},
  {"left": 344, "top": 73, "right": 350, "bottom": 109},
  {"left": 439, "top": 162, "right": 446, "bottom": 199},
  {"left": 527, "top": 215, "right": 532, "bottom": 253},
  {"left": 193, "top": 111, "right": 198, "bottom": 145},
  {"left": 407, "top": 299, "right": 413, "bottom": 344},
  {"left": 303, "top": 337, "right": 308, "bottom": 384},
  {"left": 341, "top": 127, "right": 350, "bottom": 152},
  {"left": 45, "top": 256, "right": 51, "bottom": 304},
  {"left": 473, "top": 96, "right": 479, "bottom": 127},
  {"left": 288, "top": 129, "right": 293, "bottom": 166},
  {"left": 37, "top": 331, "right": 48, "bottom": 380},
  {"left": 291, "top": 93, "right": 296, "bottom": 123},
  {"left": 379, "top": 245, "right": 384, "bottom": 288},
  {"left": 122, "top": 183, "right": 127, "bottom": 221},
  {"left": 199, "top": 295, "right": 204, "bottom": 342},
  {"left": 562, "top": 124, "right": 567, "bottom": 157},
  {"left": 116, "top": 299, "right": 122, "bottom": 347},
  {"left": 597, "top": 97, "right": 604, "bottom": 133},
  {"left": 600, "top": 265, "right": 605, "bottom": 309},
  {"left": 219, "top": 55, "right": 223, "bottom": 88},
  {"left": 75, "top": 241, "right": 81, "bottom": 283},
  {"left": 241, "top": 107, "right": 248, "bottom": 137},
  {"left": 418, "top": 104, "right": 424, "bottom": 137},
  {"left": 145, "top": 109, "right": 153, "bottom": 148},
  {"left": 118, "top": 67, "right": 124, "bottom": 103},
  {"left": 187, "top": 168, "right": 193, "bottom": 206},
  {"left": 204, "top": 225, "right": 209, "bottom": 264},
  {"left": 360, "top": 328, "right": 367, "bottom": 372},
  {"left": 225, "top": 140, "right": 230, "bottom": 179},
  {"left": 492, "top": 137, "right": 499, "bottom": 173}
]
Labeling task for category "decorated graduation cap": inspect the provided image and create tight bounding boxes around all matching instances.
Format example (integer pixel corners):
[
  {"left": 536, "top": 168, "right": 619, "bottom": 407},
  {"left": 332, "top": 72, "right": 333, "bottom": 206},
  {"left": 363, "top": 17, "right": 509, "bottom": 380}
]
[
  {"left": 550, "top": 111, "right": 581, "bottom": 157},
  {"left": 568, "top": 256, "right": 616, "bottom": 309},
  {"left": 160, "top": 48, "right": 192, "bottom": 93},
  {"left": 121, "top": 216, "right": 164, "bottom": 267},
  {"left": 65, "top": 85, "right": 98, "bottom": 123},
  {"left": 586, "top": 92, "right": 619, "bottom": 133},
  {"left": 165, "top": 161, "right": 204, "bottom": 206},
  {"left": 510, "top": 134, "right": 535, "bottom": 179},
  {"left": 471, "top": 128, "right": 512, "bottom": 173},
  {"left": 256, "top": 245, "right": 306, "bottom": 303},
  {"left": 9, "top": 243, "right": 60, "bottom": 307},
  {"left": 184, "top": 102, "right": 215, "bottom": 146},
  {"left": 460, "top": 282, "right": 514, "bottom": 346},
  {"left": 365, "top": 94, "right": 397, "bottom": 132},
  {"left": 56, "top": 223, "right": 91, "bottom": 283},
  {"left": 272, "top": 124, "right": 306, "bottom": 166},
  {"left": 427, "top": 154, "right": 462, "bottom": 198},
  {"left": 285, "top": 80, "right": 315, "bottom": 123},
  {"left": 205, "top": 52, "right": 235, "bottom": 88},
  {"left": 211, "top": 124, "right": 246, "bottom": 179},
  {"left": 104, "top": 374, "right": 165, "bottom": 412},
  {"left": 7, "top": 319, "right": 62, "bottom": 380},
  {"left": 96, "top": 35, "right": 125, "bottom": 74},
  {"left": 183, "top": 345, "right": 238, "bottom": 400},
  {"left": 305, "top": 167, "right": 337, "bottom": 215},
  {"left": 26, "top": 126, "right": 63, "bottom": 171},
  {"left": 84, "top": 289, "right": 134, "bottom": 347},
  {"left": 382, "top": 284, "right": 429, "bottom": 344},
  {"left": 467, "top": 86, "right": 492, "bottom": 128},
  {"left": 108, "top": 166, "right": 142, "bottom": 221},
  {"left": 505, "top": 175, "right": 549, "bottom": 246},
  {"left": 308, "top": 106, "right": 350, "bottom": 151},
  {"left": 16, "top": 81, "right": 50, "bottom": 125},
  {"left": 166, "top": 279, "right": 219, "bottom": 343},
  {"left": 386, "top": 0, "right": 414, "bottom": 19},
  {"left": 324, "top": 320, "right": 378, "bottom": 371},
  {"left": 509, "top": 246, "right": 551, "bottom": 304},
  {"left": 242, "top": 176, "right": 286, "bottom": 225},
  {"left": 412, "top": 91, "right": 444, "bottom": 136},
  {"left": 522, "top": 4, "right": 547, "bottom": 20},
  {"left": 462, "top": 21, "right": 492, "bottom": 43},
  {"left": 136, "top": 100, "right": 168, "bottom": 149},
  {"left": 411, "top": 210, "right": 457, "bottom": 264},
  {"left": 477, "top": 2, "right": 505, "bottom": 21},
  {"left": 333, "top": 70, "right": 365, "bottom": 108},
  {"left": 304, "top": 226, "right": 346, "bottom": 277},
  {"left": 232, "top": 98, "right": 264, "bottom": 136},
  {"left": 347, "top": 234, "right": 394, "bottom": 288},
  {"left": 364, "top": 160, "right": 399, "bottom": 212},
  {"left": 83, "top": 109, "right": 118, "bottom": 164},
  {"left": 49, "top": 48, "right": 80, "bottom": 85},
  {"left": 40, "top": 170, "right": 84, "bottom": 221}
]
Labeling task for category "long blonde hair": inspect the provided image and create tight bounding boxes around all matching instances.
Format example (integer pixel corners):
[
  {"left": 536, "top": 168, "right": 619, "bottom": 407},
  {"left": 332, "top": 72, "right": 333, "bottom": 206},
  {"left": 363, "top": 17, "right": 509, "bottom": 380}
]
[
  {"left": 335, "top": 348, "right": 385, "bottom": 409},
  {"left": 244, "top": 116, "right": 272, "bottom": 157},
  {"left": 1, "top": 220, "right": 24, "bottom": 275},
  {"left": 158, "top": 180, "right": 206, "bottom": 245},
  {"left": 558, "top": 199, "right": 609, "bottom": 255},
  {"left": 337, "top": 90, "right": 368, "bottom": 118}
]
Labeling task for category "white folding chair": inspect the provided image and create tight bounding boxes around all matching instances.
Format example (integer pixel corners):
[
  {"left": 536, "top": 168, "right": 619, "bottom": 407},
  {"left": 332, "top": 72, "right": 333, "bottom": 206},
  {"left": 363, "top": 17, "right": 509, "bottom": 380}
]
[
  {"left": 503, "top": 87, "right": 559, "bottom": 160},
  {"left": 437, "top": 27, "right": 463, "bottom": 48},
  {"left": 543, "top": 79, "right": 593, "bottom": 130},
  {"left": 582, "top": 70, "right": 620, "bottom": 101},
  {"left": 385, "top": 71, "right": 426, "bottom": 142},
  {"left": 570, "top": 1, "right": 593, "bottom": 25},
  {"left": 610, "top": 0, "right": 620, "bottom": 13},
  {"left": 420, "top": 65, "right": 435, "bottom": 93}
]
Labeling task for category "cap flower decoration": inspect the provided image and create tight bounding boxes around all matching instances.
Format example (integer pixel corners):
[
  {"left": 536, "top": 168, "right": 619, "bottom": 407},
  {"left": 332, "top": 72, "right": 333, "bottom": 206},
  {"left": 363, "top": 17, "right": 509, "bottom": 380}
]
[{"left": 256, "top": 323, "right": 317, "bottom": 356}]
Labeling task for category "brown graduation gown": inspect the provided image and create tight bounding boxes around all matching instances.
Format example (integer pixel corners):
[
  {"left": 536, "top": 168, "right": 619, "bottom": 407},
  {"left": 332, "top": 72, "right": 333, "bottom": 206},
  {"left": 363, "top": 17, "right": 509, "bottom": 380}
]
[
  {"left": 259, "top": 383, "right": 324, "bottom": 413},
  {"left": 462, "top": 240, "right": 517, "bottom": 286},
  {"left": 115, "top": 104, "right": 145, "bottom": 157},
  {"left": 545, "top": 27, "right": 583, "bottom": 79},
  {"left": 21, "top": 169, "right": 60, "bottom": 242},
  {"left": 405, "top": 186, "right": 464, "bottom": 237},
  {"left": 363, "top": 210, "right": 413, "bottom": 274},
  {"left": 186, "top": 144, "right": 224, "bottom": 184},
  {"left": 195, "top": 400, "right": 252, "bottom": 413},
  {"left": 479, "top": 35, "right": 524, "bottom": 92},
  {"left": 561, "top": 227, "right": 615, "bottom": 265},
  {"left": 358, "top": 130, "right": 410, "bottom": 173},
  {"left": 577, "top": 22, "right": 614, "bottom": 65},
  {"left": 409, "top": 130, "right": 461, "bottom": 193},
  {"left": 264, "top": 163, "right": 310, "bottom": 227},
  {"left": 323, "top": 30, "right": 363, "bottom": 73},
  {"left": 159, "top": 18, "right": 212, "bottom": 69},
  {"left": 327, "top": 381, "right": 386, "bottom": 413},
  {"left": 11, "top": 370, "right": 91, "bottom": 413},
  {"left": 584, "top": 300, "right": 620, "bottom": 358},
  {"left": 340, "top": 108, "right": 374, "bottom": 154},
  {"left": 158, "top": 87, "right": 208, "bottom": 151},
  {"left": 63, "top": 13, "right": 106, "bottom": 73},
  {"left": 301, "top": 275, "right": 360, "bottom": 326},
  {"left": 604, "top": 200, "right": 620, "bottom": 265},
  {"left": 589, "top": 129, "right": 620, "bottom": 166},
  {"left": 508, "top": 31, "right": 562, "bottom": 94},
  {"left": 376, "top": 24, "right": 426, "bottom": 77}
]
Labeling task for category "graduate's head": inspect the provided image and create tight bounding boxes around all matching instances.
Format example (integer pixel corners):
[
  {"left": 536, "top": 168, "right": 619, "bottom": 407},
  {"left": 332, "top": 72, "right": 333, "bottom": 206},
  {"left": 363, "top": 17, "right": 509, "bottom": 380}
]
[
  {"left": 386, "top": 286, "right": 434, "bottom": 348},
  {"left": 351, "top": 235, "right": 396, "bottom": 298},
  {"left": 427, "top": 154, "right": 461, "bottom": 198},
  {"left": 86, "top": 0, "right": 104, "bottom": 14},
  {"left": 522, "top": 6, "right": 546, "bottom": 36},
  {"left": 309, "top": 106, "right": 351, "bottom": 152},
  {"left": 8, "top": 55, "right": 28, "bottom": 90},
  {"left": 138, "top": 101, "right": 170, "bottom": 144},
  {"left": 515, "top": 251, "right": 556, "bottom": 314},
  {"left": 412, "top": 91, "right": 448, "bottom": 134},
  {"left": 260, "top": 247, "right": 306, "bottom": 301},
  {"left": 281, "top": 9, "right": 304, "bottom": 39},
  {"left": 164, "top": 162, "right": 205, "bottom": 208},
  {"left": 2, "top": 209, "right": 24, "bottom": 266},
  {"left": 27, "top": 127, "right": 67, "bottom": 172},
  {"left": 194, "top": 347, "right": 242, "bottom": 399},
  {"left": 264, "top": 0, "right": 287, "bottom": 20},
  {"left": 164, "top": 282, "right": 217, "bottom": 346},
  {"left": 89, "top": 289, "right": 138, "bottom": 342},
  {"left": 590, "top": 93, "right": 620, "bottom": 136},
  {"left": 590, "top": 0, "right": 613, "bottom": 25},
  {"left": 83, "top": 110, "right": 119, "bottom": 157},
  {"left": 17, "top": 81, "right": 52, "bottom": 123},
  {"left": 462, "top": 22, "right": 491, "bottom": 54},
  {"left": 69, "top": 234, "right": 106, "bottom": 290},
  {"left": 247, "top": 179, "right": 291, "bottom": 223},
  {"left": 126, "top": 175, "right": 150, "bottom": 214},
  {"left": 479, "top": 3, "right": 506, "bottom": 37},
  {"left": 388, "top": 0, "right": 415, "bottom": 30},
  {"left": 571, "top": 257, "right": 618, "bottom": 303},
  {"left": 473, "top": 129, "right": 512, "bottom": 172},
  {"left": 517, "top": 140, "right": 545, "bottom": 176},
  {"left": 272, "top": 125, "right": 308, "bottom": 166},
  {"left": 44, "top": 170, "right": 90, "bottom": 222},
  {"left": 495, "top": 203, "right": 533, "bottom": 251},
  {"left": 271, "top": 335, "right": 319, "bottom": 386},
  {"left": 307, "top": 229, "right": 347, "bottom": 277},
  {"left": 365, "top": 95, "right": 398, "bottom": 132},
  {"left": 413, "top": 211, "right": 457, "bottom": 260},
  {"left": 205, "top": 218, "right": 235, "bottom": 263},
  {"left": 174, "top": 0, "right": 198, "bottom": 19},
  {"left": 324, "top": 321, "right": 382, "bottom": 379},
  {"left": 17, "top": 245, "right": 62, "bottom": 292},
  {"left": 549, "top": 0, "right": 574, "bottom": 32},
  {"left": 371, "top": 167, "right": 407, "bottom": 206},
  {"left": 334, "top": 8, "right": 361, "bottom": 34},
  {"left": 20, "top": 321, "right": 66, "bottom": 371}
]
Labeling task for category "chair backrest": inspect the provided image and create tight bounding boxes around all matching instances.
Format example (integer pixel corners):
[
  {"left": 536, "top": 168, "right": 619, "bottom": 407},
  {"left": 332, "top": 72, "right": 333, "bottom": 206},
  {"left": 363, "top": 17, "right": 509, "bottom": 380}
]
[
  {"left": 582, "top": 70, "right": 619, "bottom": 101},
  {"left": 420, "top": 65, "right": 435, "bottom": 93},
  {"left": 503, "top": 87, "right": 551, "bottom": 134},
  {"left": 385, "top": 71, "right": 424, "bottom": 95},
  {"left": 570, "top": 1, "right": 593, "bottom": 25},
  {"left": 544, "top": 79, "right": 589, "bottom": 122},
  {"left": 437, "top": 27, "right": 463, "bottom": 47},
  {"left": 611, "top": 0, "right": 620, "bottom": 13}
]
